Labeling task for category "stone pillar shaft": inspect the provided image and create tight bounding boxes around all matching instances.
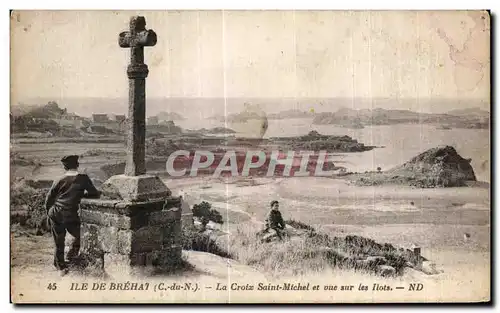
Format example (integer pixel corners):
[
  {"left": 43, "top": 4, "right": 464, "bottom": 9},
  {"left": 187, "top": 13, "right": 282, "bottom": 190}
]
[{"left": 125, "top": 72, "right": 147, "bottom": 176}]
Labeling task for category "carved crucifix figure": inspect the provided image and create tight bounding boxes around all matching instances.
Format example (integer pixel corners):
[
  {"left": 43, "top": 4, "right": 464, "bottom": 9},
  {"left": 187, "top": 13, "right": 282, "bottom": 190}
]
[{"left": 119, "top": 16, "right": 157, "bottom": 176}]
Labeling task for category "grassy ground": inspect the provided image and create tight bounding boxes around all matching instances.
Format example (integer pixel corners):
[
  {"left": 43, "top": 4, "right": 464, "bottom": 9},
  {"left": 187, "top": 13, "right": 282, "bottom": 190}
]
[{"left": 182, "top": 220, "right": 416, "bottom": 278}]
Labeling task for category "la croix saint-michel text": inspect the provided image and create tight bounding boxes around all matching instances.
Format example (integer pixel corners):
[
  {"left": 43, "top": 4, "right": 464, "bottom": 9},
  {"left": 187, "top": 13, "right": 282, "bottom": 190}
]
[{"left": 68, "top": 282, "right": 404, "bottom": 292}]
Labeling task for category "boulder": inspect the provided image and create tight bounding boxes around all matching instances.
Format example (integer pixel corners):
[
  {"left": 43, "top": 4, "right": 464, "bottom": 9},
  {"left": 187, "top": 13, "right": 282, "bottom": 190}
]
[
  {"left": 366, "top": 256, "right": 387, "bottom": 265},
  {"left": 390, "top": 146, "right": 476, "bottom": 187},
  {"left": 377, "top": 265, "right": 396, "bottom": 277},
  {"left": 260, "top": 231, "right": 279, "bottom": 243},
  {"left": 420, "top": 261, "right": 441, "bottom": 275},
  {"left": 355, "top": 259, "right": 371, "bottom": 267},
  {"left": 257, "top": 225, "right": 313, "bottom": 243}
]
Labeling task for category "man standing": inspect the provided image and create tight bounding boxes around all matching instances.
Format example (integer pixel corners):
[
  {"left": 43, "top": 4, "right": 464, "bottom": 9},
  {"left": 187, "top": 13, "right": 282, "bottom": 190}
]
[
  {"left": 45, "top": 155, "right": 100, "bottom": 275},
  {"left": 262, "top": 200, "right": 286, "bottom": 241}
]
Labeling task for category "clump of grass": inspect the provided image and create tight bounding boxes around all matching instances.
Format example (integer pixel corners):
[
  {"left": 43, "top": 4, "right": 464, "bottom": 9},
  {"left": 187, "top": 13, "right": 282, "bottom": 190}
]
[
  {"left": 285, "top": 219, "right": 315, "bottom": 232},
  {"left": 148, "top": 254, "right": 197, "bottom": 277}
]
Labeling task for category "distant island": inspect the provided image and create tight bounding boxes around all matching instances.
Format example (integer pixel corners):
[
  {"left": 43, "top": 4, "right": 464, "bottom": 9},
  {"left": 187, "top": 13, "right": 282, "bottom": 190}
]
[
  {"left": 269, "top": 130, "right": 375, "bottom": 152},
  {"left": 267, "top": 109, "right": 315, "bottom": 120},
  {"left": 184, "top": 127, "right": 236, "bottom": 135},
  {"left": 210, "top": 109, "right": 314, "bottom": 121},
  {"left": 153, "top": 111, "right": 185, "bottom": 121},
  {"left": 208, "top": 114, "right": 224, "bottom": 121},
  {"left": 207, "top": 105, "right": 489, "bottom": 130},
  {"left": 209, "top": 111, "right": 267, "bottom": 123},
  {"left": 346, "top": 146, "right": 477, "bottom": 188},
  {"left": 313, "top": 107, "right": 489, "bottom": 129},
  {"left": 446, "top": 107, "right": 490, "bottom": 118}
]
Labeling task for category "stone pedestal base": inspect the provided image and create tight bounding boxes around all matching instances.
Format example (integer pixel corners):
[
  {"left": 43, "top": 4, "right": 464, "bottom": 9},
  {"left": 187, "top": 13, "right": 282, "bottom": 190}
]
[
  {"left": 103, "top": 246, "right": 182, "bottom": 277},
  {"left": 100, "top": 174, "right": 171, "bottom": 202},
  {"left": 80, "top": 195, "right": 183, "bottom": 277}
]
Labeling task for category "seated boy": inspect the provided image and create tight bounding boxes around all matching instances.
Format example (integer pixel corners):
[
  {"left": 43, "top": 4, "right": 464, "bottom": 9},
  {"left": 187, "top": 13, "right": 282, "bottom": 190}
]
[{"left": 262, "top": 200, "right": 286, "bottom": 240}]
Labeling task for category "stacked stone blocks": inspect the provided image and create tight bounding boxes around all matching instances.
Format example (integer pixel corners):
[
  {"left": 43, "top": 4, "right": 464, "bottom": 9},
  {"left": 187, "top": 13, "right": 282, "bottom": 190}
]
[{"left": 80, "top": 197, "right": 182, "bottom": 275}]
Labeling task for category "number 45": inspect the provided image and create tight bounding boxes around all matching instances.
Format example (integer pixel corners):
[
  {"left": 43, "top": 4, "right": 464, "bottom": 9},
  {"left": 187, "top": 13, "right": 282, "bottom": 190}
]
[{"left": 47, "top": 283, "right": 57, "bottom": 290}]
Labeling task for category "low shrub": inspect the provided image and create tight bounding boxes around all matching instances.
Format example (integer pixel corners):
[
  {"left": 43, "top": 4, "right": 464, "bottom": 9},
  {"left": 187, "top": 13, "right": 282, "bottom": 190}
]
[
  {"left": 10, "top": 184, "right": 49, "bottom": 234},
  {"left": 192, "top": 201, "right": 224, "bottom": 225}
]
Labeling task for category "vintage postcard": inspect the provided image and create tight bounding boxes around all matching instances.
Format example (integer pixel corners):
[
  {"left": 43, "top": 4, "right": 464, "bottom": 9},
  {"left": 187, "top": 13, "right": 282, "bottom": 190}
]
[{"left": 10, "top": 10, "right": 490, "bottom": 303}]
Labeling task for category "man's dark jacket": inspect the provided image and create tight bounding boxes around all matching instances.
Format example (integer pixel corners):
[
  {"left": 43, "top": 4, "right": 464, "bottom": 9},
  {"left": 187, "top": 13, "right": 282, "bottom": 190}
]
[{"left": 45, "top": 172, "right": 100, "bottom": 222}]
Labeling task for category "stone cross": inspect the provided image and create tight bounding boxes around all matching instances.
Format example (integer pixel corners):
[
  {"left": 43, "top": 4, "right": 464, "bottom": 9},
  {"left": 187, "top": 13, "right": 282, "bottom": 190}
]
[
  {"left": 78, "top": 17, "right": 183, "bottom": 276},
  {"left": 119, "top": 16, "right": 157, "bottom": 176}
]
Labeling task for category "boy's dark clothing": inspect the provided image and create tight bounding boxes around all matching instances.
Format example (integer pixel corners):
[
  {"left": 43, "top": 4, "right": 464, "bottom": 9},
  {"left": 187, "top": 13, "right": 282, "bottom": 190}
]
[
  {"left": 265, "top": 209, "right": 285, "bottom": 230},
  {"left": 263, "top": 209, "right": 286, "bottom": 240},
  {"left": 45, "top": 172, "right": 99, "bottom": 270}
]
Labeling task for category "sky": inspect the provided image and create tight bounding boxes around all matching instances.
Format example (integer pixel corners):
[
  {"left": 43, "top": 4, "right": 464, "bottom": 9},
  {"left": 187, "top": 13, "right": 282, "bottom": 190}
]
[{"left": 10, "top": 10, "right": 490, "bottom": 114}]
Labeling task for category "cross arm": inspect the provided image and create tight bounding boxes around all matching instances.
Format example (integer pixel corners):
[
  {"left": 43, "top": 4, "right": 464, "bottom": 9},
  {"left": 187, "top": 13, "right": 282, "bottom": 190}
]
[{"left": 119, "top": 29, "right": 157, "bottom": 48}]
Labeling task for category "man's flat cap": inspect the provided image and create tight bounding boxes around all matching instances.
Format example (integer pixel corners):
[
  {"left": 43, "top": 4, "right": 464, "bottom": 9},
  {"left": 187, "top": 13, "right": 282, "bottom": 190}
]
[{"left": 61, "top": 155, "right": 79, "bottom": 165}]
